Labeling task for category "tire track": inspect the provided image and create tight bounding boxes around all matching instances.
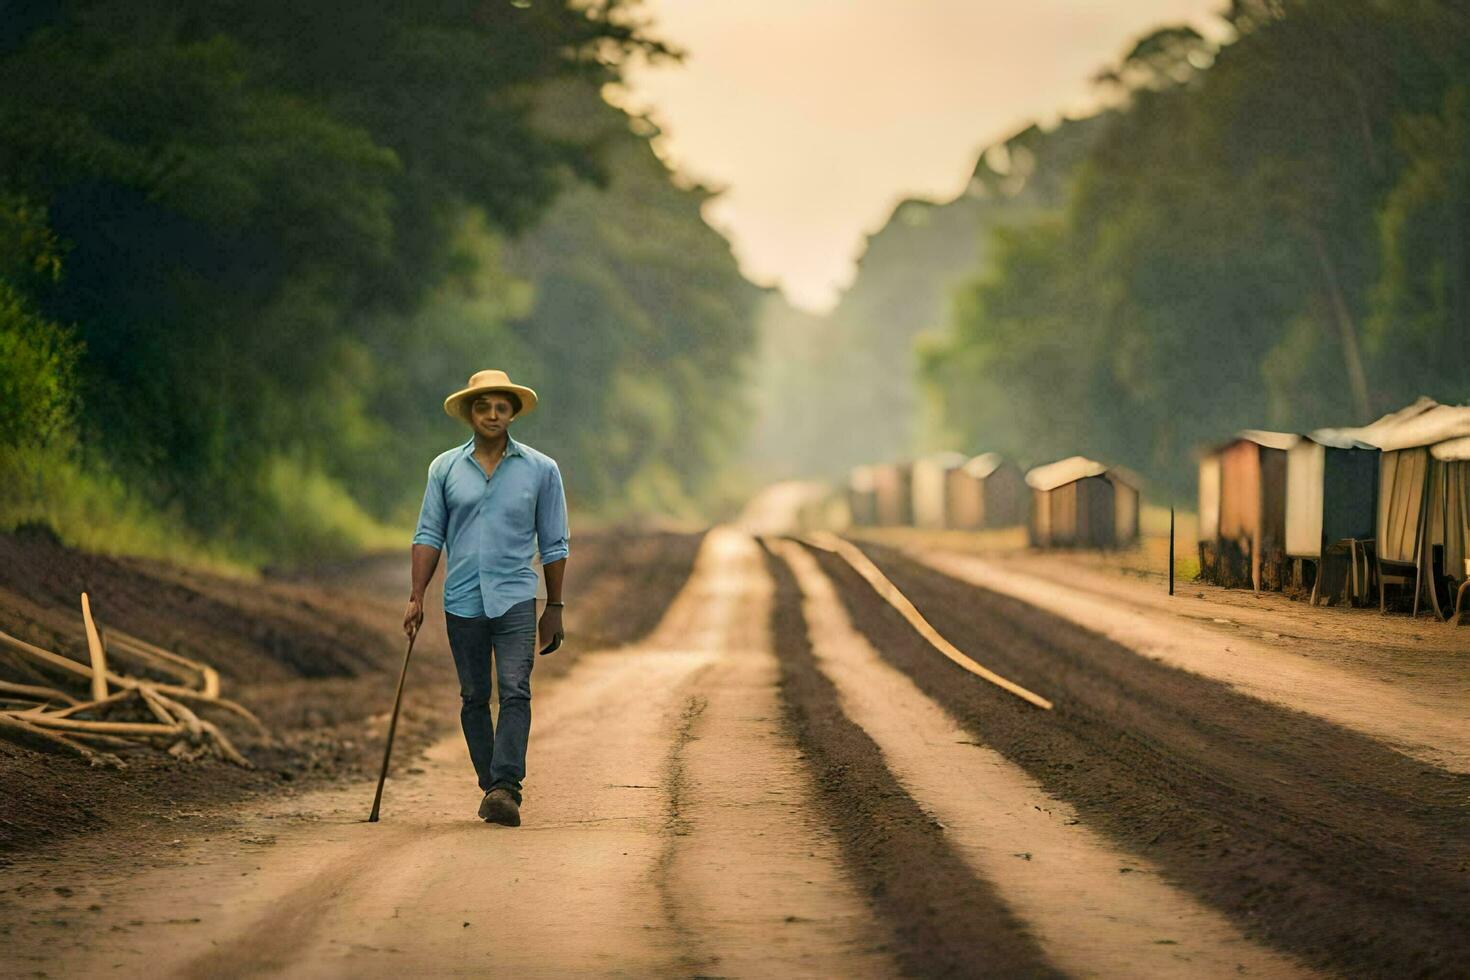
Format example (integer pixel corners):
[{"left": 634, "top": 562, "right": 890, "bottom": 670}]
[
  {"left": 759, "top": 539, "right": 1060, "bottom": 978},
  {"left": 814, "top": 540, "right": 1470, "bottom": 978},
  {"left": 652, "top": 528, "right": 893, "bottom": 978}
]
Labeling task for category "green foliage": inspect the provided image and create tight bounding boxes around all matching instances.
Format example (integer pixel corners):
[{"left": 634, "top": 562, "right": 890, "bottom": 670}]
[
  {"left": 0, "top": 444, "right": 251, "bottom": 577},
  {"left": 0, "top": 2, "right": 755, "bottom": 565},
  {"left": 920, "top": 0, "right": 1470, "bottom": 500},
  {"left": 1368, "top": 82, "right": 1470, "bottom": 397},
  {"left": 499, "top": 87, "right": 761, "bottom": 517},
  {"left": 0, "top": 281, "right": 80, "bottom": 448},
  {"left": 0, "top": 196, "right": 78, "bottom": 449}
]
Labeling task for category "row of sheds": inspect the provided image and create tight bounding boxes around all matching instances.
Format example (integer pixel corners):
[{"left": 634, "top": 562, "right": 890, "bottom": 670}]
[
  {"left": 846, "top": 452, "right": 1140, "bottom": 549},
  {"left": 1198, "top": 398, "right": 1470, "bottom": 618}
]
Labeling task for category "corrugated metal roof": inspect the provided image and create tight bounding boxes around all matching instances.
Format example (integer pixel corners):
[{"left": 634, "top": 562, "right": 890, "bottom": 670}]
[
  {"left": 1302, "top": 430, "right": 1378, "bottom": 450},
  {"left": 1025, "top": 456, "right": 1108, "bottom": 491},
  {"left": 1318, "top": 396, "right": 1438, "bottom": 448},
  {"left": 1232, "top": 429, "right": 1300, "bottom": 451},
  {"left": 1367, "top": 403, "right": 1470, "bottom": 452},
  {"left": 1107, "top": 465, "right": 1143, "bottom": 489},
  {"left": 962, "top": 452, "right": 1006, "bottom": 479},
  {"left": 1430, "top": 435, "right": 1470, "bottom": 461}
]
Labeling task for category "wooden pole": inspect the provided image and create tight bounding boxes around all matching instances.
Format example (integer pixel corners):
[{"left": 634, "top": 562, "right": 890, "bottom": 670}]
[
  {"left": 799, "top": 532, "right": 1053, "bottom": 710},
  {"left": 1169, "top": 507, "right": 1176, "bottom": 596},
  {"left": 79, "top": 593, "right": 108, "bottom": 702}
]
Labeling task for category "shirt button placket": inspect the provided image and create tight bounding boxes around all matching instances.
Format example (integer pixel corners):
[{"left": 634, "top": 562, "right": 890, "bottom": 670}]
[{"left": 481, "top": 468, "right": 492, "bottom": 615}]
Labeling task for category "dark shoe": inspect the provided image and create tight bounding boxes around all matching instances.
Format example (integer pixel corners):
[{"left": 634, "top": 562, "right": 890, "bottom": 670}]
[{"left": 479, "top": 787, "right": 520, "bottom": 826}]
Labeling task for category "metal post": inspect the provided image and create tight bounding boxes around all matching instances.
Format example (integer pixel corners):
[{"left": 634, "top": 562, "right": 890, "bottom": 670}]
[{"left": 1168, "top": 507, "right": 1175, "bottom": 596}]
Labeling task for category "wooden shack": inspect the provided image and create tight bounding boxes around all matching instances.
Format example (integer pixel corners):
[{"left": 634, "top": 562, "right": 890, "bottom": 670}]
[
  {"left": 872, "top": 462, "right": 914, "bottom": 527},
  {"left": 1366, "top": 401, "right": 1470, "bottom": 619},
  {"left": 946, "top": 453, "right": 1027, "bottom": 530},
  {"left": 847, "top": 465, "right": 878, "bottom": 528},
  {"left": 1197, "top": 453, "right": 1221, "bottom": 570},
  {"left": 1107, "top": 467, "right": 1142, "bottom": 546},
  {"left": 1213, "top": 430, "right": 1299, "bottom": 591},
  {"left": 1284, "top": 431, "right": 1379, "bottom": 601},
  {"left": 910, "top": 452, "right": 967, "bottom": 529},
  {"left": 1026, "top": 457, "right": 1115, "bottom": 549}
]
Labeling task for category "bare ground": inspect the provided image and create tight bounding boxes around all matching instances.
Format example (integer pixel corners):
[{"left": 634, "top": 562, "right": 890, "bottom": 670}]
[
  {"left": 0, "top": 526, "right": 705, "bottom": 861},
  {"left": 808, "top": 539, "right": 1469, "bottom": 978},
  {"left": 0, "top": 527, "right": 894, "bottom": 978},
  {"left": 1, "top": 515, "right": 1462, "bottom": 977},
  {"left": 759, "top": 539, "right": 1061, "bottom": 978}
]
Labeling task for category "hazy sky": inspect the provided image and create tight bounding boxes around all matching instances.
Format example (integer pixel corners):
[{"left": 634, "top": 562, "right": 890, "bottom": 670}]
[{"left": 615, "top": 1, "right": 1230, "bottom": 313}]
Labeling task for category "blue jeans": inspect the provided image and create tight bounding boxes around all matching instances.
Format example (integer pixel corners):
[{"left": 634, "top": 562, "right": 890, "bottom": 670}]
[{"left": 445, "top": 599, "right": 537, "bottom": 803}]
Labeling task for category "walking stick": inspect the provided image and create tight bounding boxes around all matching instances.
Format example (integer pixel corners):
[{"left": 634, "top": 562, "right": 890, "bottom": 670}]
[{"left": 368, "top": 629, "right": 418, "bottom": 823}]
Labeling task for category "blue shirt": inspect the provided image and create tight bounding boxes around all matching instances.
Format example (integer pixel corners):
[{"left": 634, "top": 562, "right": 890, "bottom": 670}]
[{"left": 411, "top": 434, "right": 570, "bottom": 618}]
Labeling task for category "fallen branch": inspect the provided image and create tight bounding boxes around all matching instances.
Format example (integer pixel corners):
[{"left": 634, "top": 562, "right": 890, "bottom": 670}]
[
  {"left": 154, "top": 690, "right": 252, "bottom": 768},
  {"left": 4, "top": 714, "right": 182, "bottom": 737},
  {"left": 0, "top": 604, "right": 264, "bottom": 767},
  {"left": 107, "top": 630, "right": 219, "bottom": 698},
  {"left": 80, "top": 592, "right": 109, "bottom": 701},
  {"left": 153, "top": 686, "right": 267, "bottom": 735},
  {"left": 136, "top": 685, "right": 179, "bottom": 727},
  {"left": 0, "top": 627, "right": 98, "bottom": 683},
  {"left": 46, "top": 688, "right": 135, "bottom": 719},
  {"left": 795, "top": 532, "right": 1054, "bottom": 711},
  {"left": 0, "top": 713, "right": 125, "bottom": 768},
  {"left": 0, "top": 628, "right": 263, "bottom": 733},
  {"left": 61, "top": 729, "right": 141, "bottom": 749},
  {"left": 0, "top": 679, "right": 80, "bottom": 706}
]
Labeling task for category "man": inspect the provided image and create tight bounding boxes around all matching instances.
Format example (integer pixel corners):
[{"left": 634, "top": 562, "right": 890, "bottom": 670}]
[{"left": 403, "top": 369, "right": 569, "bottom": 827}]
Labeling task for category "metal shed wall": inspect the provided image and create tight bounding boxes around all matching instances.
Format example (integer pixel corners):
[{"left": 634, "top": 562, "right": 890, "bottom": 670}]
[
  {"left": 847, "top": 466, "right": 878, "bottom": 527},
  {"left": 1109, "top": 477, "right": 1139, "bottom": 545},
  {"left": 1198, "top": 455, "right": 1220, "bottom": 542},
  {"left": 985, "top": 461, "right": 1028, "bottom": 528},
  {"left": 1219, "top": 440, "right": 1288, "bottom": 547},
  {"left": 1047, "top": 476, "right": 1116, "bottom": 548},
  {"left": 1379, "top": 450, "right": 1470, "bottom": 578},
  {"left": 947, "top": 468, "right": 982, "bottom": 529},
  {"left": 1429, "top": 459, "right": 1470, "bottom": 581},
  {"left": 1285, "top": 441, "right": 1325, "bottom": 558},
  {"left": 1378, "top": 448, "right": 1428, "bottom": 565},
  {"left": 1322, "top": 447, "right": 1380, "bottom": 546},
  {"left": 912, "top": 453, "right": 965, "bottom": 529},
  {"left": 947, "top": 456, "right": 1026, "bottom": 529},
  {"left": 1029, "top": 488, "right": 1052, "bottom": 546},
  {"left": 873, "top": 463, "right": 914, "bottom": 527}
]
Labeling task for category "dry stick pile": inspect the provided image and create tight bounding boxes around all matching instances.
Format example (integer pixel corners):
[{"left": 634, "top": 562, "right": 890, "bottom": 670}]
[{"left": 0, "top": 592, "right": 266, "bottom": 769}]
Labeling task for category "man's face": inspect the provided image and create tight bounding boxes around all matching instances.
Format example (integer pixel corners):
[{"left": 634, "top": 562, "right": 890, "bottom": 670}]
[{"left": 469, "top": 392, "right": 517, "bottom": 439}]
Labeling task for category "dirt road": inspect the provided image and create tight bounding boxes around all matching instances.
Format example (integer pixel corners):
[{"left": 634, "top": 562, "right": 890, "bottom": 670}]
[{"left": 1, "top": 525, "right": 1464, "bottom": 977}]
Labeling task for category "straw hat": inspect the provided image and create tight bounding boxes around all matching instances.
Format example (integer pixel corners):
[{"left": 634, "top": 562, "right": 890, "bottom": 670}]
[{"left": 443, "top": 369, "right": 539, "bottom": 422}]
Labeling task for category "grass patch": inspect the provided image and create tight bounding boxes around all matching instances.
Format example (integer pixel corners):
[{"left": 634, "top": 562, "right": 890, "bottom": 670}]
[{"left": 0, "top": 445, "right": 256, "bottom": 577}]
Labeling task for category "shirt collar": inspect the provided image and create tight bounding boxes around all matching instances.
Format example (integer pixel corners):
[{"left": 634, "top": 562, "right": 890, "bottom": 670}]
[{"left": 458, "top": 433, "right": 524, "bottom": 458}]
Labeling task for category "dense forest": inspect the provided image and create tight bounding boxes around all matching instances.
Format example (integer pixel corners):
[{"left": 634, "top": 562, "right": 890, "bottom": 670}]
[
  {"left": 924, "top": 0, "right": 1470, "bottom": 499},
  {"left": 753, "top": 0, "right": 1470, "bottom": 501},
  {"left": 0, "top": 1, "right": 758, "bottom": 565}
]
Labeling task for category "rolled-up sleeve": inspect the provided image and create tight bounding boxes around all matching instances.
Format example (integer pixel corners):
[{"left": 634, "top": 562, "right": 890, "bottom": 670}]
[
  {"left": 411, "top": 458, "right": 448, "bottom": 550},
  {"left": 536, "top": 460, "right": 570, "bottom": 564}
]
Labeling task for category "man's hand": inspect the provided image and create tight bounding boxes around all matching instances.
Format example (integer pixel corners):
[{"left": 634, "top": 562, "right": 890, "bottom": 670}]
[
  {"left": 538, "top": 604, "right": 564, "bottom": 655},
  {"left": 403, "top": 595, "right": 424, "bottom": 639}
]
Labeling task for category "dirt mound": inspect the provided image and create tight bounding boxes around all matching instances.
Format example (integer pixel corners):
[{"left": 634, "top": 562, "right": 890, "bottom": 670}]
[
  {"left": 0, "top": 528, "right": 706, "bottom": 860},
  {"left": 0, "top": 527, "right": 392, "bottom": 685}
]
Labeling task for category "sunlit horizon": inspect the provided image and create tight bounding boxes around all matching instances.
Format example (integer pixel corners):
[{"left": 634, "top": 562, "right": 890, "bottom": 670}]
[{"left": 616, "top": 0, "right": 1232, "bottom": 313}]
